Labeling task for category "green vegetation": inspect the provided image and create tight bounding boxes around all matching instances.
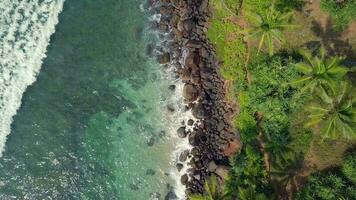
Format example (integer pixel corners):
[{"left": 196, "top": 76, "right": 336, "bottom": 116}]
[
  {"left": 204, "top": 0, "right": 356, "bottom": 199},
  {"left": 320, "top": 0, "right": 356, "bottom": 30},
  {"left": 243, "top": 5, "right": 294, "bottom": 55},
  {"left": 291, "top": 48, "right": 350, "bottom": 94},
  {"left": 190, "top": 175, "right": 225, "bottom": 200},
  {"left": 305, "top": 82, "right": 356, "bottom": 139},
  {"left": 296, "top": 153, "right": 356, "bottom": 199}
]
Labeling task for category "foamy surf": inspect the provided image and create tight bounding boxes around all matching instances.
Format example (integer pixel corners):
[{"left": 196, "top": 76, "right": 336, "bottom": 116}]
[{"left": 0, "top": 0, "right": 64, "bottom": 157}]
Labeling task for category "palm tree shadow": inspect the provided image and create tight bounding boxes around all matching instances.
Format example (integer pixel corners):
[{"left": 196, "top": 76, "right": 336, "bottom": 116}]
[{"left": 305, "top": 17, "right": 355, "bottom": 59}]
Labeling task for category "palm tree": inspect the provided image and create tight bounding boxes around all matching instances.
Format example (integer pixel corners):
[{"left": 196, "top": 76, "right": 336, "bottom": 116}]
[
  {"left": 305, "top": 82, "right": 356, "bottom": 139},
  {"left": 189, "top": 175, "right": 225, "bottom": 200},
  {"left": 291, "top": 48, "right": 350, "bottom": 94},
  {"left": 243, "top": 5, "right": 294, "bottom": 55}
]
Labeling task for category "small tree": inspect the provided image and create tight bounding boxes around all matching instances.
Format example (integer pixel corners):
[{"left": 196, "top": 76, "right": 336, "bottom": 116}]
[{"left": 244, "top": 5, "right": 294, "bottom": 55}]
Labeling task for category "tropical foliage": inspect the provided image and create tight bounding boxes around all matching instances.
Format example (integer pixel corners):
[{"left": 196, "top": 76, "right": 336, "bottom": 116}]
[
  {"left": 291, "top": 48, "right": 349, "bottom": 94},
  {"left": 320, "top": 0, "right": 356, "bottom": 30},
  {"left": 295, "top": 170, "right": 356, "bottom": 200},
  {"left": 206, "top": 0, "right": 356, "bottom": 199},
  {"left": 342, "top": 153, "right": 356, "bottom": 183},
  {"left": 305, "top": 83, "right": 356, "bottom": 139},
  {"left": 244, "top": 5, "right": 294, "bottom": 55}
]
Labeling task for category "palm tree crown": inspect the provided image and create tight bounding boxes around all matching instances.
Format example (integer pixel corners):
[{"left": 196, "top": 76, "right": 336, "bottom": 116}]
[
  {"left": 291, "top": 48, "right": 350, "bottom": 94},
  {"left": 244, "top": 5, "right": 294, "bottom": 55},
  {"left": 305, "top": 83, "right": 356, "bottom": 139}
]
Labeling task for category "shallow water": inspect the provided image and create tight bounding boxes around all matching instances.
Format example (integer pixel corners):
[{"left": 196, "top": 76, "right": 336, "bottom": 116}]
[{"left": 0, "top": 0, "right": 179, "bottom": 199}]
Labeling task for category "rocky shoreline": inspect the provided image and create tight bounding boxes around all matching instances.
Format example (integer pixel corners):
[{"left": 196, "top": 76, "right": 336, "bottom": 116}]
[{"left": 148, "top": 0, "right": 241, "bottom": 197}]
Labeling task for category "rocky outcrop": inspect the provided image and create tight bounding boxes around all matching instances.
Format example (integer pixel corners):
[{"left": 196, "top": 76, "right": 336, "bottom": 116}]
[{"left": 149, "top": 0, "right": 240, "bottom": 196}]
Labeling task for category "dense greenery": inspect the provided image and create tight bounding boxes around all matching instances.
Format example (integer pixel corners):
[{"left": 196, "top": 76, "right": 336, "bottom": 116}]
[
  {"left": 291, "top": 48, "right": 349, "bottom": 94},
  {"left": 205, "top": 0, "right": 356, "bottom": 199},
  {"left": 305, "top": 82, "right": 356, "bottom": 139},
  {"left": 296, "top": 153, "right": 356, "bottom": 199},
  {"left": 320, "top": 0, "right": 356, "bottom": 30},
  {"left": 225, "top": 145, "right": 273, "bottom": 199}
]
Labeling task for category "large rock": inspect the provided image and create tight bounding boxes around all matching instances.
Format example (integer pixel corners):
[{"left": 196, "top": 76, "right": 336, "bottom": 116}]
[
  {"left": 207, "top": 161, "right": 217, "bottom": 172},
  {"left": 177, "top": 126, "right": 187, "bottom": 138},
  {"left": 179, "top": 150, "right": 190, "bottom": 162},
  {"left": 183, "top": 84, "right": 199, "bottom": 102},
  {"left": 181, "top": 174, "right": 189, "bottom": 185},
  {"left": 158, "top": 52, "right": 170, "bottom": 64}
]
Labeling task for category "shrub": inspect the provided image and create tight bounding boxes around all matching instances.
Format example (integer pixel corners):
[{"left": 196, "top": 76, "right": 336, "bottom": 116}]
[
  {"left": 296, "top": 171, "right": 356, "bottom": 200},
  {"left": 342, "top": 154, "right": 356, "bottom": 183},
  {"left": 320, "top": 0, "right": 356, "bottom": 30}
]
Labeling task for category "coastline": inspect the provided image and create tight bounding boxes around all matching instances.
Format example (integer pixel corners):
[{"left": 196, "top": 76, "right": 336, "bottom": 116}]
[{"left": 148, "top": 0, "right": 241, "bottom": 197}]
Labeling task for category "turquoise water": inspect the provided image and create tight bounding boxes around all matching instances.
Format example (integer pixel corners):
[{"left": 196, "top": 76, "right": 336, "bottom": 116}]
[{"left": 0, "top": 0, "right": 176, "bottom": 199}]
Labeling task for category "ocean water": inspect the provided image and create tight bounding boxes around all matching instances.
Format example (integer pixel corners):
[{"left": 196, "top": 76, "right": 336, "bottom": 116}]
[{"left": 0, "top": 0, "right": 186, "bottom": 199}]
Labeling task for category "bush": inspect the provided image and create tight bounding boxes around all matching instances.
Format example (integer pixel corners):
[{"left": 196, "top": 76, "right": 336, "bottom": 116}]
[
  {"left": 246, "top": 55, "right": 302, "bottom": 135},
  {"left": 342, "top": 154, "right": 356, "bottom": 183},
  {"left": 225, "top": 145, "right": 274, "bottom": 199},
  {"left": 296, "top": 171, "right": 356, "bottom": 200},
  {"left": 320, "top": 0, "right": 356, "bottom": 30}
]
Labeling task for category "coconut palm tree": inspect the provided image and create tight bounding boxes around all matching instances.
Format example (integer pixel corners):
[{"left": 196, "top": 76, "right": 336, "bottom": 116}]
[
  {"left": 291, "top": 48, "right": 350, "bottom": 94},
  {"left": 305, "top": 82, "right": 356, "bottom": 139},
  {"left": 189, "top": 175, "right": 225, "bottom": 200},
  {"left": 243, "top": 5, "right": 294, "bottom": 55}
]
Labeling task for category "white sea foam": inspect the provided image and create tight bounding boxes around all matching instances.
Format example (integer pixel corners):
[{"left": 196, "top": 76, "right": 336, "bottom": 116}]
[{"left": 0, "top": 0, "right": 65, "bottom": 157}]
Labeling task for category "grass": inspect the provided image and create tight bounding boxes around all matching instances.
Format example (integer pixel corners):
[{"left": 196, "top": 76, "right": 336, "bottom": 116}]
[{"left": 208, "top": 0, "right": 246, "bottom": 81}]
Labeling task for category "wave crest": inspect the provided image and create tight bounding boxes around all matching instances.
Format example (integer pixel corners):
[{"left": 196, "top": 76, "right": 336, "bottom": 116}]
[{"left": 0, "top": 0, "right": 65, "bottom": 157}]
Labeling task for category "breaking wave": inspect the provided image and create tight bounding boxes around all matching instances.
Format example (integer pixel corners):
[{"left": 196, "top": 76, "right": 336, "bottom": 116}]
[{"left": 0, "top": 0, "right": 64, "bottom": 157}]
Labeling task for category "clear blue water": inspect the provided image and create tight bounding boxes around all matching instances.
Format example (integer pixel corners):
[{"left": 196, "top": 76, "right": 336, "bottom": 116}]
[{"left": 0, "top": 0, "right": 176, "bottom": 199}]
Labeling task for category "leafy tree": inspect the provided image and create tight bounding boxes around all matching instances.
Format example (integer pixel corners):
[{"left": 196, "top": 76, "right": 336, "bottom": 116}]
[
  {"left": 342, "top": 154, "right": 356, "bottom": 183},
  {"left": 305, "top": 82, "right": 356, "bottom": 139},
  {"left": 189, "top": 175, "right": 225, "bottom": 200},
  {"left": 296, "top": 171, "right": 356, "bottom": 200},
  {"left": 244, "top": 5, "right": 294, "bottom": 55},
  {"left": 291, "top": 48, "right": 350, "bottom": 94}
]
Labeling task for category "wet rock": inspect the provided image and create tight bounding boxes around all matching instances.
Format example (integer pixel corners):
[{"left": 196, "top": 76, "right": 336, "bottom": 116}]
[
  {"left": 168, "top": 84, "right": 176, "bottom": 91},
  {"left": 165, "top": 190, "right": 177, "bottom": 200},
  {"left": 176, "top": 163, "right": 184, "bottom": 172},
  {"left": 146, "top": 169, "right": 156, "bottom": 175},
  {"left": 167, "top": 104, "right": 175, "bottom": 112},
  {"left": 147, "top": 137, "right": 155, "bottom": 146},
  {"left": 158, "top": 52, "right": 170, "bottom": 64},
  {"left": 177, "top": 126, "right": 187, "bottom": 138},
  {"left": 183, "top": 84, "right": 199, "bottom": 102},
  {"left": 192, "top": 103, "right": 206, "bottom": 119},
  {"left": 179, "top": 150, "right": 190, "bottom": 162},
  {"left": 187, "top": 119, "right": 194, "bottom": 126},
  {"left": 181, "top": 174, "right": 189, "bottom": 185},
  {"left": 159, "top": 130, "right": 166, "bottom": 138},
  {"left": 129, "top": 183, "right": 139, "bottom": 191},
  {"left": 207, "top": 161, "right": 217, "bottom": 172}
]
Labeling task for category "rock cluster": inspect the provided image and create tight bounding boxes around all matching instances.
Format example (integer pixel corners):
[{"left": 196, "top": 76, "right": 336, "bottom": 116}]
[{"left": 149, "top": 0, "right": 242, "bottom": 196}]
